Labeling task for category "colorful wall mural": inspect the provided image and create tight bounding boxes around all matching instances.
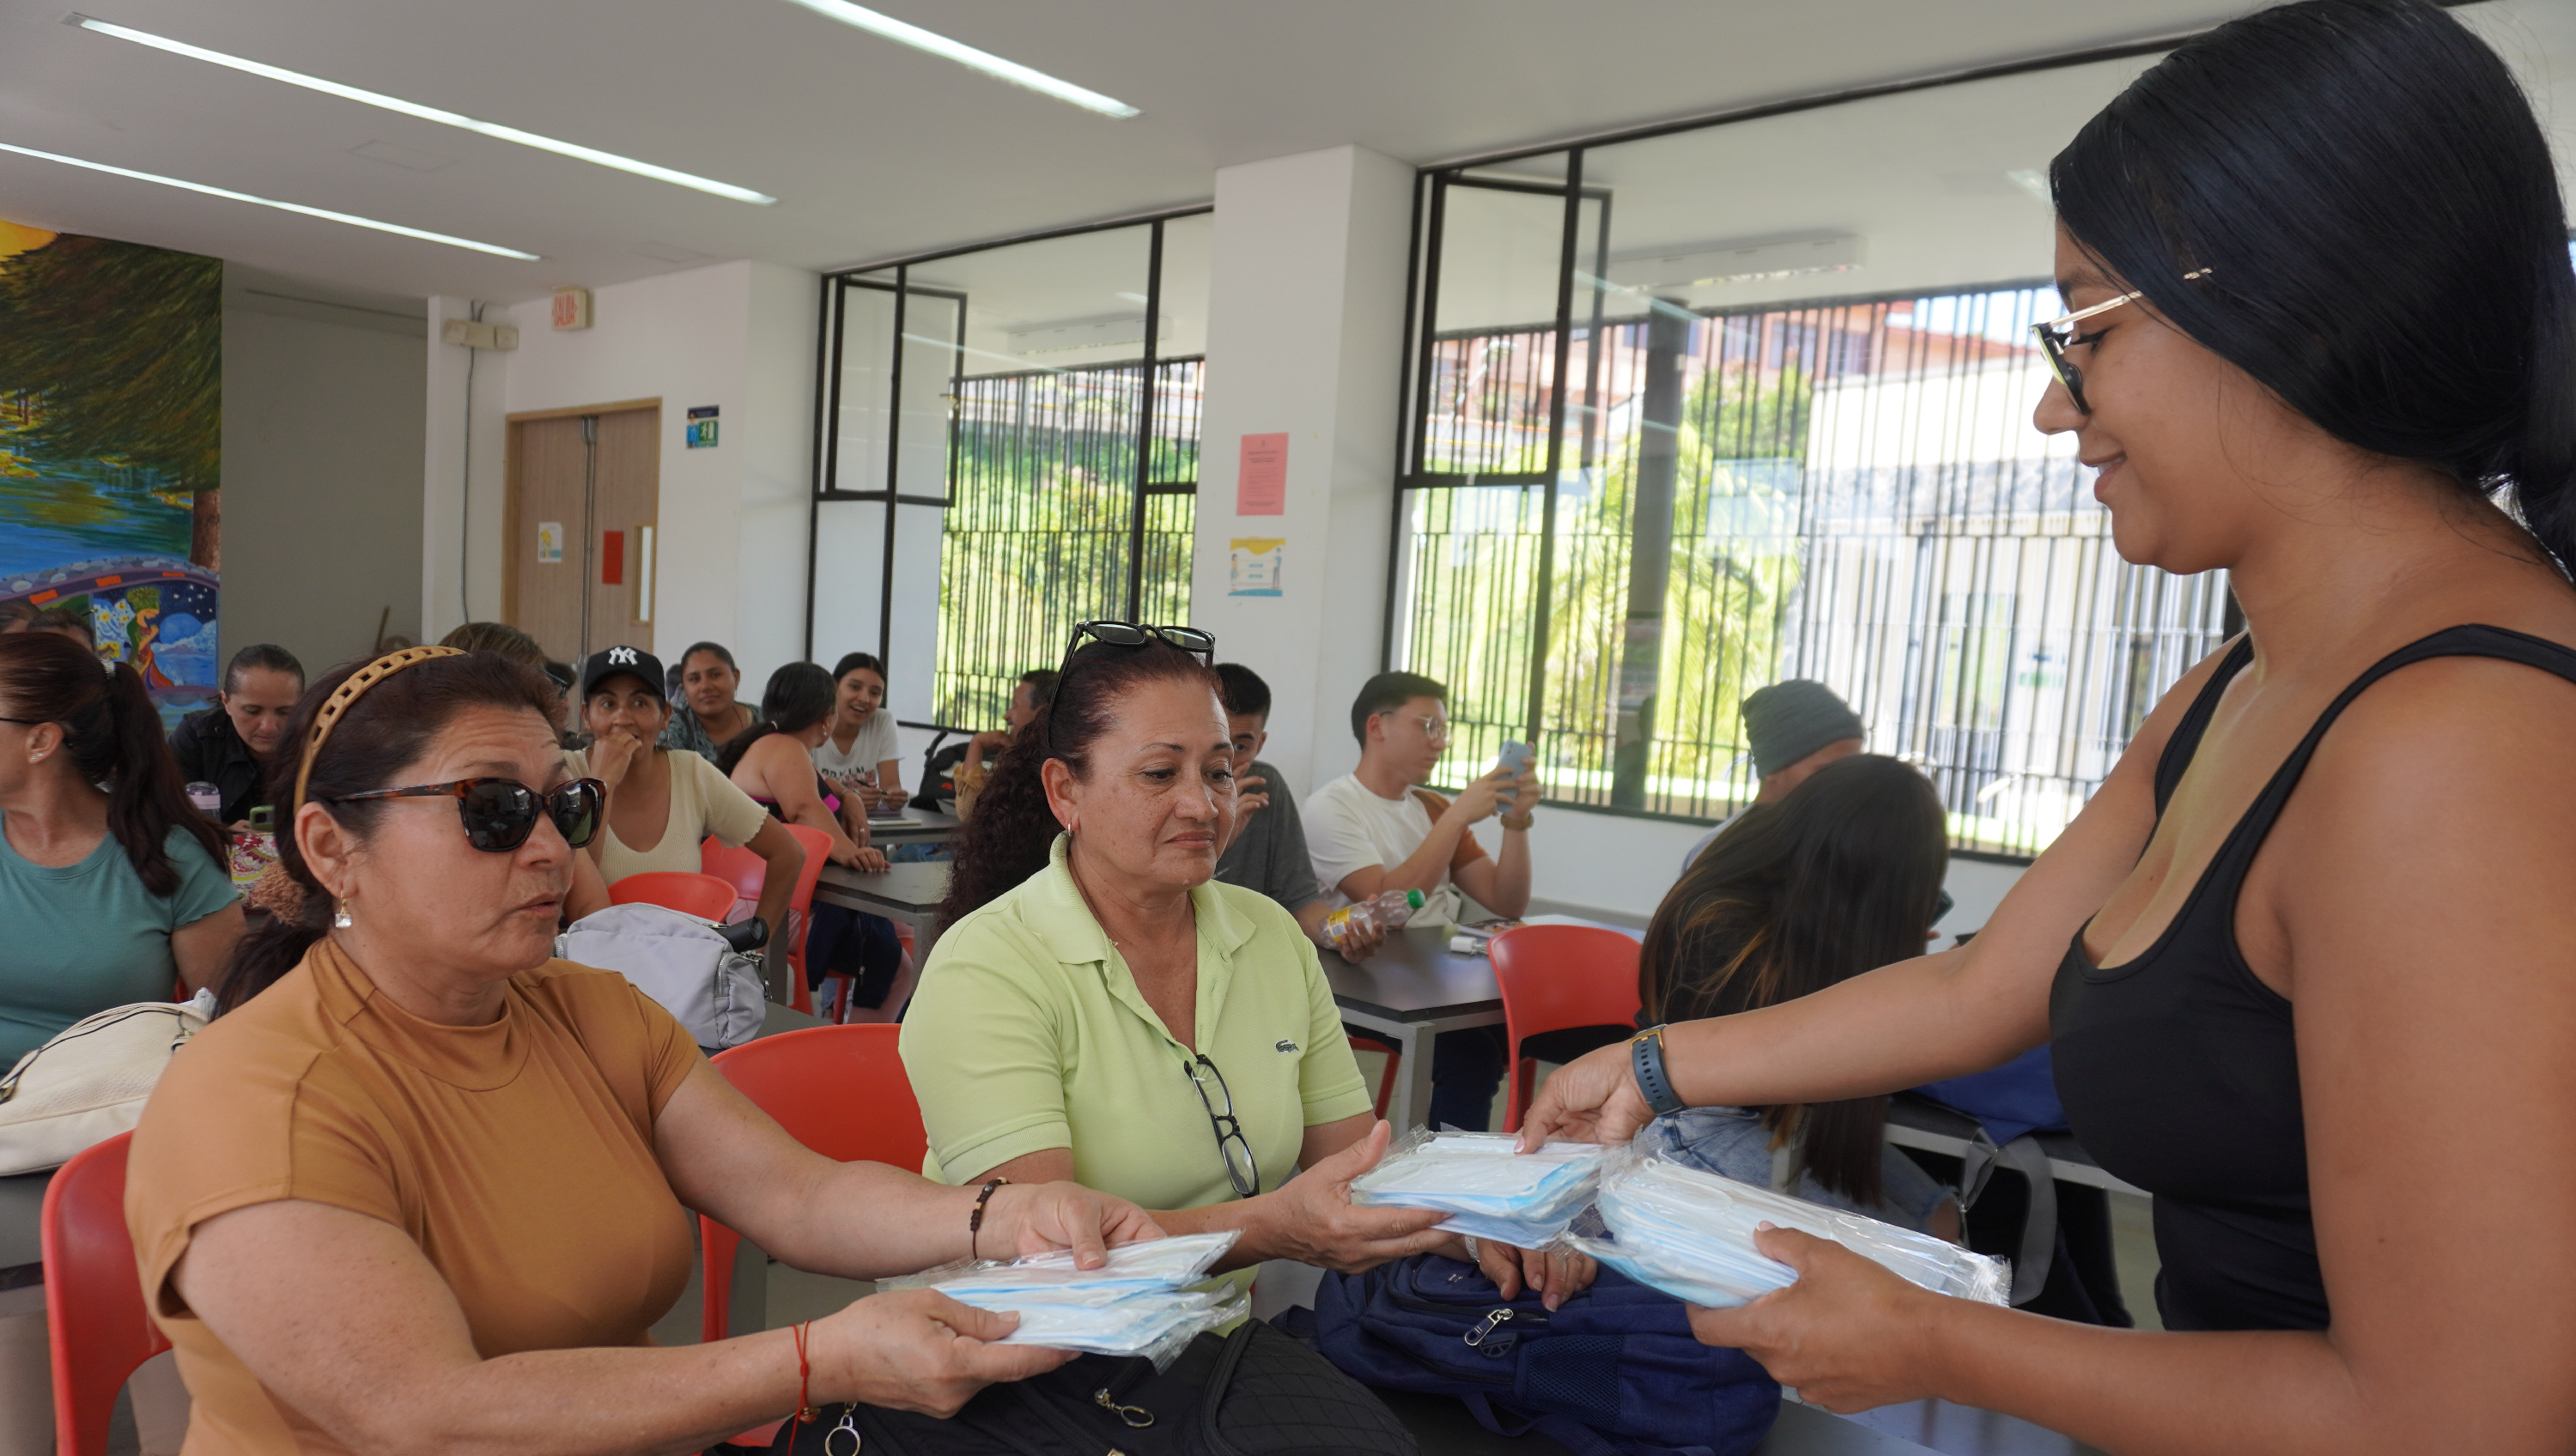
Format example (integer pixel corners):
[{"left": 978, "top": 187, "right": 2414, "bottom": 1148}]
[{"left": 0, "top": 219, "right": 223, "bottom": 725}]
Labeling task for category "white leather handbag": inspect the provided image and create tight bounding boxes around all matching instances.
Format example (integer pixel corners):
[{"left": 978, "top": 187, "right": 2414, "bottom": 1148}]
[{"left": 0, "top": 992, "right": 213, "bottom": 1176}]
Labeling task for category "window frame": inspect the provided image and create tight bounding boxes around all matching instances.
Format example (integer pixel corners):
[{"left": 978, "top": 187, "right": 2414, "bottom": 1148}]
[
  {"left": 803, "top": 205, "right": 1213, "bottom": 669},
  {"left": 1379, "top": 33, "right": 2237, "bottom": 861}
]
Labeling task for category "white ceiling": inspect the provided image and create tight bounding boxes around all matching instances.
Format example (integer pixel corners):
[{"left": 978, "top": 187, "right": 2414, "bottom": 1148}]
[{"left": 0, "top": 0, "right": 2563, "bottom": 310}]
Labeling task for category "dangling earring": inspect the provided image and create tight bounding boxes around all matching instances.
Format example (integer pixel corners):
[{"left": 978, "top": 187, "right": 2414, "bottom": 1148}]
[{"left": 333, "top": 895, "right": 354, "bottom": 930}]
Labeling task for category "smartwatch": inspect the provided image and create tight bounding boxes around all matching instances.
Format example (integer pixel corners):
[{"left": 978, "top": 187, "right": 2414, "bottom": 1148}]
[{"left": 1630, "top": 1024, "right": 1688, "bottom": 1118}]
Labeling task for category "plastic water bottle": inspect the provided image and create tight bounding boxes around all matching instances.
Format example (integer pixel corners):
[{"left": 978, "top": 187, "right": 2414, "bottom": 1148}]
[{"left": 1324, "top": 888, "right": 1425, "bottom": 945}]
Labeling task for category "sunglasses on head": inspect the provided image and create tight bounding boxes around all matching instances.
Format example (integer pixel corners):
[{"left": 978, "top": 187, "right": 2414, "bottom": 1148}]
[
  {"left": 326, "top": 777, "right": 605, "bottom": 852},
  {"left": 1042, "top": 621, "right": 1218, "bottom": 743},
  {"left": 1059, "top": 620, "right": 1216, "bottom": 666}
]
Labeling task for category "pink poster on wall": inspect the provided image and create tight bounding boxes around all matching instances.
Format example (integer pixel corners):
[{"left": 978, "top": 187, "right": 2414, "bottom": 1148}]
[{"left": 1236, "top": 433, "right": 1287, "bottom": 515}]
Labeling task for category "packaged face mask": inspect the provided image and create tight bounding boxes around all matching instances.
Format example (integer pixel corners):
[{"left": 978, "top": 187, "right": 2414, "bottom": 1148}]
[
  {"left": 1565, "top": 1138, "right": 2009, "bottom": 1309},
  {"left": 963, "top": 1288, "right": 1233, "bottom": 1356},
  {"left": 1349, "top": 1131, "right": 1604, "bottom": 1246},
  {"left": 881, "top": 1231, "right": 1247, "bottom": 1360},
  {"left": 904, "top": 1231, "right": 1241, "bottom": 1305}
]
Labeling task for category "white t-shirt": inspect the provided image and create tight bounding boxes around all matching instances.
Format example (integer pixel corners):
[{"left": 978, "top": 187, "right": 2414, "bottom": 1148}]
[
  {"left": 1301, "top": 774, "right": 1485, "bottom": 927},
  {"left": 562, "top": 746, "right": 771, "bottom": 884},
  {"left": 813, "top": 711, "right": 900, "bottom": 789}
]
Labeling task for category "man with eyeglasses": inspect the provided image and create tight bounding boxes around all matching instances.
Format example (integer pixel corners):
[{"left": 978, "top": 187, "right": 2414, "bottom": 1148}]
[{"left": 1303, "top": 671, "right": 1534, "bottom": 1131}]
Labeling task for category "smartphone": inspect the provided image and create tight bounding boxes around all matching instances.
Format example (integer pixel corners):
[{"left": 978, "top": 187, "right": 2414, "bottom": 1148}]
[{"left": 1496, "top": 741, "right": 1534, "bottom": 805}]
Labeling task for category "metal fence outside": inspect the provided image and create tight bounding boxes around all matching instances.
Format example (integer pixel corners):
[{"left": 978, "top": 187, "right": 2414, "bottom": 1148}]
[
  {"left": 1391, "top": 285, "right": 2233, "bottom": 856},
  {"left": 932, "top": 356, "right": 1202, "bottom": 729}
]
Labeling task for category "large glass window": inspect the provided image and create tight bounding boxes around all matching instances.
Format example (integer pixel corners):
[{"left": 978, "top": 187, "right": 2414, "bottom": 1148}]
[
  {"left": 808, "top": 211, "right": 1211, "bottom": 731},
  {"left": 1388, "top": 58, "right": 2234, "bottom": 857}
]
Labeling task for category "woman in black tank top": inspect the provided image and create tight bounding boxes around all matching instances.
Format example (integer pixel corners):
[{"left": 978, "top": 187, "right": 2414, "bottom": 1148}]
[{"left": 1516, "top": 3, "right": 2576, "bottom": 1451}]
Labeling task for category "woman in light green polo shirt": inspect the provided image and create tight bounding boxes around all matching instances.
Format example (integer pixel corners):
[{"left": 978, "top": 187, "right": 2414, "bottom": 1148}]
[{"left": 902, "top": 624, "right": 1590, "bottom": 1308}]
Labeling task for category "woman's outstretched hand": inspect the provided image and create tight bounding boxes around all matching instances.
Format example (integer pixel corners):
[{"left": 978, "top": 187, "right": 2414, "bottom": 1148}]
[
  {"left": 1262, "top": 1120, "right": 1453, "bottom": 1273},
  {"left": 1516, "top": 1039, "right": 1656, "bottom": 1150},
  {"left": 814, "top": 1289, "right": 1072, "bottom": 1416},
  {"left": 984, "top": 1182, "right": 1166, "bottom": 1268},
  {"left": 1683, "top": 1224, "right": 1944, "bottom": 1413}
]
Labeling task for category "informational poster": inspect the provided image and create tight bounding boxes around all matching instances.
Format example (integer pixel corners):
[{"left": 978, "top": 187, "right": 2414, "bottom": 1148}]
[
  {"left": 538, "top": 521, "right": 565, "bottom": 563},
  {"left": 686, "top": 405, "right": 720, "bottom": 448},
  {"left": 1229, "top": 537, "right": 1285, "bottom": 598},
  {"left": 1236, "top": 433, "right": 1287, "bottom": 515}
]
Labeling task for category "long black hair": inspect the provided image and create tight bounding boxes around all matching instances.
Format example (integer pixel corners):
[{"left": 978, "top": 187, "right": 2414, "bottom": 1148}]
[
  {"left": 2052, "top": 0, "right": 2575, "bottom": 574},
  {"left": 1638, "top": 754, "right": 1947, "bottom": 1204},
  {"left": 716, "top": 662, "right": 835, "bottom": 774},
  {"left": 222, "top": 651, "right": 559, "bottom": 1013},
  {"left": 938, "top": 640, "right": 1221, "bottom": 929},
  {"left": 0, "top": 633, "right": 223, "bottom": 895}
]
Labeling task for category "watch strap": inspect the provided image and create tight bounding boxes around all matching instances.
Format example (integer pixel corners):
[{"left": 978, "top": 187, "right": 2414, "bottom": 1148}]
[{"left": 1631, "top": 1025, "right": 1686, "bottom": 1118}]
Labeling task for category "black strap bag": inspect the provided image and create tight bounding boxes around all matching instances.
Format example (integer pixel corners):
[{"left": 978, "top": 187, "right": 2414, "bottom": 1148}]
[{"left": 767, "top": 1317, "right": 1416, "bottom": 1456}]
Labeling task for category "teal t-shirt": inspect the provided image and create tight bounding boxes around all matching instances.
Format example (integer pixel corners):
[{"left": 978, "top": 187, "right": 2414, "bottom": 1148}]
[{"left": 0, "top": 816, "right": 238, "bottom": 1066}]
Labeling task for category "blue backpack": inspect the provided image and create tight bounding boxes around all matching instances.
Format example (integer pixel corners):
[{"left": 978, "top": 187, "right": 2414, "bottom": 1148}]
[{"left": 1305, "top": 1254, "right": 1780, "bottom": 1456}]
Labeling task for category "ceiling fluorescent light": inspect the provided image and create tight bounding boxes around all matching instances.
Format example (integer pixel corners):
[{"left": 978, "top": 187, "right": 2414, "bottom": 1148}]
[
  {"left": 1607, "top": 235, "right": 1864, "bottom": 291},
  {"left": 0, "top": 141, "right": 539, "bottom": 258},
  {"left": 1007, "top": 313, "right": 1159, "bottom": 354},
  {"left": 776, "top": 0, "right": 1139, "bottom": 118},
  {"left": 67, "top": 15, "right": 777, "bottom": 205}
]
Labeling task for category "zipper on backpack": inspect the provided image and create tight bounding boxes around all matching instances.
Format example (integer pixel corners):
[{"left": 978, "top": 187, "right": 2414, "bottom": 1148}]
[{"left": 1463, "top": 1308, "right": 1514, "bottom": 1348}]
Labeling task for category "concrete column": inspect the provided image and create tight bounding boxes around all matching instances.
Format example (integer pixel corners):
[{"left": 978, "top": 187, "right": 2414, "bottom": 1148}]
[{"left": 1189, "top": 145, "right": 1415, "bottom": 798}]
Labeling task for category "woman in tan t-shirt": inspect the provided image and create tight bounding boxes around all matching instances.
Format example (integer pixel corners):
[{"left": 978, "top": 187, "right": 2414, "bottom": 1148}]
[{"left": 125, "top": 647, "right": 1161, "bottom": 1456}]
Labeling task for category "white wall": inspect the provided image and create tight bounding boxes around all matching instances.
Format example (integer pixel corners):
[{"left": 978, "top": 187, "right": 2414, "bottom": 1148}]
[
  {"left": 422, "top": 259, "right": 818, "bottom": 683},
  {"left": 1516, "top": 800, "right": 2024, "bottom": 934},
  {"left": 221, "top": 280, "right": 426, "bottom": 675},
  {"left": 422, "top": 295, "right": 509, "bottom": 634},
  {"left": 1189, "top": 145, "right": 1417, "bottom": 796}
]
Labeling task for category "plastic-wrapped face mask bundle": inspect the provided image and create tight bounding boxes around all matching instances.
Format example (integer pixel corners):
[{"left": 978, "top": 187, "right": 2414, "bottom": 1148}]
[
  {"left": 1348, "top": 1130, "right": 1605, "bottom": 1246},
  {"left": 881, "top": 1232, "right": 1246, "bottom": 1366},
  {"left": 1564, "top": 1140, "right": 2009, "bottom": 1309}
]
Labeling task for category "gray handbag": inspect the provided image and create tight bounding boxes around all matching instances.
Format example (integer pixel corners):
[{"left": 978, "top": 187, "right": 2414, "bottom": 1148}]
[{"left": 556, "top": 904, "right": 768, "bottom": 1053}]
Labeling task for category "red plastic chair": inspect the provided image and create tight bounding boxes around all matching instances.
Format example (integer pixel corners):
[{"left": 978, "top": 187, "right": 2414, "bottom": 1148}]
[
  {"left": 704, "top": 827, "right": 831, "bottom": 1015},
  {"left": 698, "top": 1024, "right": 927, "bottom": 1346},
  {"left": 43, "top": 1132, "right": 171, "bottom": 1456},
  {"left": 606, "top": 870, "right": 738, "bottom": 921},
  {"left": 1490, "top": 925, "right": 1644, "bottom": 1133},
  {"left": 1346, "top": 1033, "right": 1403, "bottom": 1121}
]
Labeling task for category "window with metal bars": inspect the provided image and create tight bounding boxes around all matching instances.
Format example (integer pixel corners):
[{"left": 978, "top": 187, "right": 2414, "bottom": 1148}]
[
  {"left": 805, "top": 211, "right": 1211, "bottom": 736},
  {"left": 936, "top": 357, "right": 1202, "bottom": 726},
  {"left": 1389, "top": 155, "right": 2233, "bottom": 858}
]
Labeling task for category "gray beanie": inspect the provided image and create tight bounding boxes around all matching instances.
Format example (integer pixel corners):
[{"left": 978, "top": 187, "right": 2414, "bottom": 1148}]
[{"left": 1742, "top": 680, "right": 1862, "bottom": 776}]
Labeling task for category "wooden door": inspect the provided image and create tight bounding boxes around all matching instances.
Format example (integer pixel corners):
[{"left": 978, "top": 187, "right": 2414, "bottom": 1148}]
[{"left": 504, "top": 401, "right": 659, "bottom": 662}]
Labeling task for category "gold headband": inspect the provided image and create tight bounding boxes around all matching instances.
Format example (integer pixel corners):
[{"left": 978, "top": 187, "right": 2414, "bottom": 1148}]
[{"left": 291, "top": 646, "right": 465, "bottom": 813}]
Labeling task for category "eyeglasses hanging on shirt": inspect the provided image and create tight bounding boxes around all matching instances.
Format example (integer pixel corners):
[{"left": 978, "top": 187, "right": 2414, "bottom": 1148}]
[{"left": 1182, "top": 1052, "right": 1261, "bottom": 1198}]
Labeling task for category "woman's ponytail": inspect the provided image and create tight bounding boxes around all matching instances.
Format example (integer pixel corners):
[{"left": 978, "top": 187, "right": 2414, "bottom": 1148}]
[
  {"left": 2508, "top": 242, "right": 2576, "bottom": 578},
  {"left": 94, "top": 660, "right": 222, "bottom": 896},
  {"left": 935, "top": 720, "right": 1060, "bottom": 929}
]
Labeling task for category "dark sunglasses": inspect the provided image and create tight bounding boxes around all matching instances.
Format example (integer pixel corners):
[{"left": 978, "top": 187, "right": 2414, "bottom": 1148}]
[
  {"left": 1060, "top": 619, "right": 1216, "bottom": 666},
  {"left": 1042, "top": 620, "right": 1218, "bottom": 744},
  {"left": 326, "top": 777, "right": 605, "bottom": 852}
]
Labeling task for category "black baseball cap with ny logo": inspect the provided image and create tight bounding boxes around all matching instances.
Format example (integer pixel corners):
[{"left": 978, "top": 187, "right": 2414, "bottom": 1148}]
[{"left": 577, "top": 645, "right": 668, "bottom": 703}]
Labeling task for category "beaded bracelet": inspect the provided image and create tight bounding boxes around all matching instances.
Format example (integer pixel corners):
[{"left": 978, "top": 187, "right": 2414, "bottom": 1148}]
[{"left": 969, "top": 1177, "right": 1012, "bottom": 1260}]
